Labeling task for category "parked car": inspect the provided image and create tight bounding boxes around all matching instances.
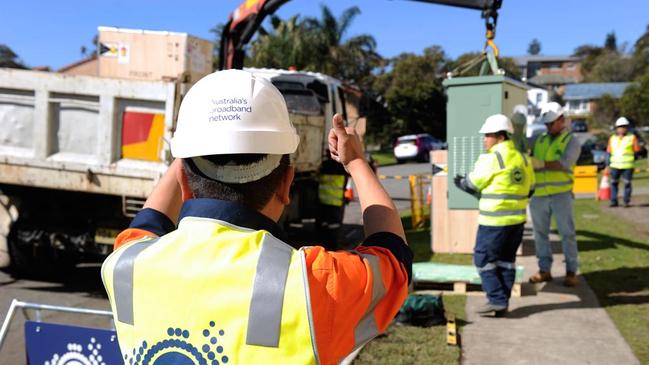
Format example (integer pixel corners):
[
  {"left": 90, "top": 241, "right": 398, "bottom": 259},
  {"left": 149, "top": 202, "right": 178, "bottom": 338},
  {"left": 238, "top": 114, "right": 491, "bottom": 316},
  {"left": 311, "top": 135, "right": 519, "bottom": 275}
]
[
  {"left": 578, "top": 137, "right": 607, "bottom": 170},
  {"left": 571, "top": 119, "right": 588, "bottom": 133},
  {"left": 393, "top": 134, "right": 446, "bottom": 163}
]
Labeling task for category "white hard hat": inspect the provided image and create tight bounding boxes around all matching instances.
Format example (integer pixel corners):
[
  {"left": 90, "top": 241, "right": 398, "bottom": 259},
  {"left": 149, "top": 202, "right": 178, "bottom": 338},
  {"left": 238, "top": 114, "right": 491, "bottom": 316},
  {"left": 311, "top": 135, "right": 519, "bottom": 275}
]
[
  {"left": 171, "top": 69, "right": 299, "bottom": 158},
  {"left": 539, "top": 102, "right": 564, "bottom": 124},
  {"left": 615, "top": 117, "right": 630, "bottom": 127},
  {"left": 479, "top": 114, "right": 514, "bottom": 134}
]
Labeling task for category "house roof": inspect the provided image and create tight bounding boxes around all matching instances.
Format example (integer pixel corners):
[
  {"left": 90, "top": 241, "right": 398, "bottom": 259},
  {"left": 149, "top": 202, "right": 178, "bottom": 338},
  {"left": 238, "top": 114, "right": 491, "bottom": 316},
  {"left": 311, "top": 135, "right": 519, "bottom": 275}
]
[
  {"left": 57, "top": 54, "right": 97, "bottom": 73},
  {"left": 528, "top": 74, "right": 577, "bottom": 85},
  {"left": 514, "top": 55, "right": 581, "bottom": 66},
  {"left": 564, "top": 82, "right": 631, "bottom": 100}
]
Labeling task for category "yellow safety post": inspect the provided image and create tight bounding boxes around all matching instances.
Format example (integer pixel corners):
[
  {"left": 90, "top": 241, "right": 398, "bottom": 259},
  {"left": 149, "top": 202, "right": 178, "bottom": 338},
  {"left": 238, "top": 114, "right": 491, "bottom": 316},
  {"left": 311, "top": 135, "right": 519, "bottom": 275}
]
[
  {"left": 447, "top": 314, "right": 458, "bottom": 346},
  {"left": 409, "top": 175, "right": 425, "bottom": 229}
]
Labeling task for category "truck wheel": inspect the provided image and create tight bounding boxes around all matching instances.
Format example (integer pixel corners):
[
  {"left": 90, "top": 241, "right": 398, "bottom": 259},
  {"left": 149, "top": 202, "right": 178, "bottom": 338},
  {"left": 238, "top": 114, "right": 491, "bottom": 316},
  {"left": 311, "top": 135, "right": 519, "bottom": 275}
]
[{"left": 0, "top": 194, "right": 18, "bottom": 269}]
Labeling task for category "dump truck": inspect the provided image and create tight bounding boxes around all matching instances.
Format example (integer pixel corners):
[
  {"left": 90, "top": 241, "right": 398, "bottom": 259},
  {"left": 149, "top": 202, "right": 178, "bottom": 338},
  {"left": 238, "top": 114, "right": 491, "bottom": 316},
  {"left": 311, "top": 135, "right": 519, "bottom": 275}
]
[{"left": 0, "top": 64, "right": 351, "bottom": 275}]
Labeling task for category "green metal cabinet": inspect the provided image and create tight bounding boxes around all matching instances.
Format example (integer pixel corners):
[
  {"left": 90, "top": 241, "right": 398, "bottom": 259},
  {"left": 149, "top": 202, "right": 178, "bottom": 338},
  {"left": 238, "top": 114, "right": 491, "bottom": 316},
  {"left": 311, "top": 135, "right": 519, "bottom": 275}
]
[{"left": 443, "top": 75, "right": 528, "bottom": 209}]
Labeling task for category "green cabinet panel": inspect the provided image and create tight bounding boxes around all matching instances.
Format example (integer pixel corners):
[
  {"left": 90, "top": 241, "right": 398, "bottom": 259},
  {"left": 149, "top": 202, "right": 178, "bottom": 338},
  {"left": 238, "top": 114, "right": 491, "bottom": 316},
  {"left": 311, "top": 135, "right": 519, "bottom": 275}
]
[{"left": 443, "top": 75, "right": 528, "bottom": 209}]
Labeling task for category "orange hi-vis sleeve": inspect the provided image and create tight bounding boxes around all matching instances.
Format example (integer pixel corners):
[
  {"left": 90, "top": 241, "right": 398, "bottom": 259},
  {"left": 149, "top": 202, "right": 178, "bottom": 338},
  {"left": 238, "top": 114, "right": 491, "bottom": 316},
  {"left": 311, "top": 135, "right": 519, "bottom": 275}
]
[
  {"left": 114, "top": 228, "right": 157, "bottom": 250},
  {"left": 303, "top": 245, "right": 410, "bottom": 365}
]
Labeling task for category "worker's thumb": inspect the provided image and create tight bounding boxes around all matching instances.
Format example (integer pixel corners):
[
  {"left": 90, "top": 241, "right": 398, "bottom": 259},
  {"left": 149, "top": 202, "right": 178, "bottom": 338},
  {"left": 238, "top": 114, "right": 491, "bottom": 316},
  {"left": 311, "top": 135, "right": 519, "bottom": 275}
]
[{"left": 332, "top": 114, "right": 347, "bottom": 136}]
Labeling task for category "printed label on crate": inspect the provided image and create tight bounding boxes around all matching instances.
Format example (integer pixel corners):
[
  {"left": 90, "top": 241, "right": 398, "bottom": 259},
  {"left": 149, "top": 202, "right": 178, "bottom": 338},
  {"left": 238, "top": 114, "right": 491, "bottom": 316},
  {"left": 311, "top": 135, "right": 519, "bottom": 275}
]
[
  {"left": 118, "top": 44, "right": 130, "bottom": 64},
  {"left": 99, "top": 42, "right": 119, "bottom": 57}
]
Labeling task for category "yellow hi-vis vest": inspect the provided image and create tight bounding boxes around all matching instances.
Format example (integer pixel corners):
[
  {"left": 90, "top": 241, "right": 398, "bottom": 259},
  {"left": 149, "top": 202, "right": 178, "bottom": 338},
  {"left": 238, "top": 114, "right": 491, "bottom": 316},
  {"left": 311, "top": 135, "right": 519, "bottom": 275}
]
[
  {"left": 318, "top": 174, "right": 345, "bottom": 207},
  {"left": 532, "top": 132, "right": 574, "bottom": 197},
  {"left": 609, "top": 134, "right": 635, "bottom": 169},
  {"left": 101, "top": 218, "right": 318, "bottom": 365},
  {"left": 467, "top": 140, "right": 535, "bottom": 226}
]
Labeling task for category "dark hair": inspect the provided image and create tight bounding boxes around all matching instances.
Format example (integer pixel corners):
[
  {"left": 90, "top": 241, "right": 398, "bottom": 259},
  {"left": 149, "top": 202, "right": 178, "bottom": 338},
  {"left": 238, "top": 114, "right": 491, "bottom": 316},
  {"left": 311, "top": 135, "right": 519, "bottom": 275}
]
[
  {"left": 182, "top": 154, "right": 290, "bottom": 211},
  {"left": 496, "top": 131, "right": 510, "bottom": 140},
  {"left": 486, "top": 131, "right": 510, "bottom": 140}
]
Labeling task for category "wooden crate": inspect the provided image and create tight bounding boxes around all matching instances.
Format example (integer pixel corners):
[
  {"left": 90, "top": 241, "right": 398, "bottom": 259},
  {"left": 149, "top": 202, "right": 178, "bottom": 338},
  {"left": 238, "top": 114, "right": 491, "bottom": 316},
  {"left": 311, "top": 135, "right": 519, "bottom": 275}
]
[
  {"left": 431, "top": 150, "right": 478, "bottom": 254},
  {"left": 98, "top": 26, "right": 213, "bottom": 82}
]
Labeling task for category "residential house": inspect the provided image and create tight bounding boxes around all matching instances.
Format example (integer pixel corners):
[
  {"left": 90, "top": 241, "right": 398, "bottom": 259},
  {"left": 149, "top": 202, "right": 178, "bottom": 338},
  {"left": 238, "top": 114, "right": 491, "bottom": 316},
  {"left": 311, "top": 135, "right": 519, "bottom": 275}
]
[
  {"left": 514, "top": 55, "right": 583, "bottom": 87},
  {"left": 563, "top": 82, "right": 630, "bottom": 118}
]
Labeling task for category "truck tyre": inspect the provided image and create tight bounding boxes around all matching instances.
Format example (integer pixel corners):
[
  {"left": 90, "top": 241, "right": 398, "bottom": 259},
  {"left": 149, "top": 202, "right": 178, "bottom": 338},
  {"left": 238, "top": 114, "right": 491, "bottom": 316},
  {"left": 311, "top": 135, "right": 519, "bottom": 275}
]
[{"left": 0, "top": 194, "right": 18, "bottom": 269}]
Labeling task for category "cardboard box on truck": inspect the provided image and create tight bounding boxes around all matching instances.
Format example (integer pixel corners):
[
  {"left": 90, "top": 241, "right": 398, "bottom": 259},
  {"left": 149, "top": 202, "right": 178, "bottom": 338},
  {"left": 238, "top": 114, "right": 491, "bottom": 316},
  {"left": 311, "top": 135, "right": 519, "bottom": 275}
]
[{"left": 98, "top": 26, "right": 213, "bottom": 82}]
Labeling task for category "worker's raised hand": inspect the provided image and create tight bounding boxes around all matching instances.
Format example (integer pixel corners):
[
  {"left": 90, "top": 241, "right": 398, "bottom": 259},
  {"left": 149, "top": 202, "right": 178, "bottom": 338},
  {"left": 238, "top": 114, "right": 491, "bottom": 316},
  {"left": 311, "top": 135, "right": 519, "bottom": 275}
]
[{"left": 328, "top": 113, "right": 364, "bottom": 168}]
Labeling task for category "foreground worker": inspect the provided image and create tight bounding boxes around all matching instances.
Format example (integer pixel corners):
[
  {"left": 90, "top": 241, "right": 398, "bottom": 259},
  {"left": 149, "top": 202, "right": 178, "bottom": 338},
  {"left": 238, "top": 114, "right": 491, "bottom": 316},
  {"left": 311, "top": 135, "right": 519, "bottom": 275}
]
[
  {"left": 529, "top": 102, "right": 581, "bottom": 287},
  {"left": 607, "top": 117, "right": 641, "bottom": 207},
  {"left": 101, "top": 70, "right": 412, "bottom": 365},
  {"left": 455, "top": 114, "right": 534, "bottom": 316}
]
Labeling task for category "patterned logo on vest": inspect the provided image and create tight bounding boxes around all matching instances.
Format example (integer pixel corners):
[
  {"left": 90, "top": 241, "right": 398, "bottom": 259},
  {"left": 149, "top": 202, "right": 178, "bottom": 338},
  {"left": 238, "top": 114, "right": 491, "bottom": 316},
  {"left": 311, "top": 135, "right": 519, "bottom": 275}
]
[
  {"left": 124, "top": 321, "right": 229, "bottom": 365},
  {"left": 511, "top": 167, "right": 525, "bottom": 184}
]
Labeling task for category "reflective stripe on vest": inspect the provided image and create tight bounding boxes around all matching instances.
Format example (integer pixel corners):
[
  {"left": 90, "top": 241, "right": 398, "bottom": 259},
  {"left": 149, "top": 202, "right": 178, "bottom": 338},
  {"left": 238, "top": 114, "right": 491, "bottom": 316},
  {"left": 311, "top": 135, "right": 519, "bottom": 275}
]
[
  {"left": 318, "top": 174, "right": 345, "bottom": 207},
  {"left": 102, "top": 219, "right": 318, "bottom": 364},
  {"left": 533, "top": 132, "right": 574, "bottom": 197},
  {"left": 352, "top": 253, "right": 385, "bottom": 350},
  {"left": 609, "top": 134, "right": 635, "bottom": 169},
  {"left": 474, "top": 140, "right": 533, "bottom": 226}
]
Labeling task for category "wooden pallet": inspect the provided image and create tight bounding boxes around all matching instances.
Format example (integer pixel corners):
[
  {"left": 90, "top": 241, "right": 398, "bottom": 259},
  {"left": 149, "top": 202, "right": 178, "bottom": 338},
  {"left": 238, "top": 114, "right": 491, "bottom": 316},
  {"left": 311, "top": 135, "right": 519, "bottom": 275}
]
[{"left": 413, "top": 281, "right": 523, "bottom": 297}]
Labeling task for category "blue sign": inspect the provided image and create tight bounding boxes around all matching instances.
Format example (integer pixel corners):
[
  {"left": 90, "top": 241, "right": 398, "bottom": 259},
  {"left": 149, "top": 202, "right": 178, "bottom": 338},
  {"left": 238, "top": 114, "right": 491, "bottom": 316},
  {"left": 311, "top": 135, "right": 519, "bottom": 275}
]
[{"left": 24, "top": 321, "right": 123, "bottom": 365}]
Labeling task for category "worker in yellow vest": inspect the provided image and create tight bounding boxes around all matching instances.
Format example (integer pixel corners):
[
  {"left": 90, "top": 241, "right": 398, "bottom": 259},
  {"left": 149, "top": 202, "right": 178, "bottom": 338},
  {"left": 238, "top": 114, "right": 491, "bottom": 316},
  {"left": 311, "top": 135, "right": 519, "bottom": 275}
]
[
  {"left": 528, "top": 102, "right": 582, "bottom": 287},
  {"left": 101, "top": 70, "right": 412, "bottom": 365},
  {"left": 454, "top": 114, "right": 535, "bottom": 316},
  {"left": 607, "top": 117, "right": 641, "bottom": 207}
]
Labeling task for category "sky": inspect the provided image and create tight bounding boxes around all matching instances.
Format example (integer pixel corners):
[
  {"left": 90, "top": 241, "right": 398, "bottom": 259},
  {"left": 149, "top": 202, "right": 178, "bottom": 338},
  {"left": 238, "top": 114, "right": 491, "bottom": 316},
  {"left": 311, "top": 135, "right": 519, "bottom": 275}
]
[{"left": 2, "top": 0, "right": 648, "bottom": 70}]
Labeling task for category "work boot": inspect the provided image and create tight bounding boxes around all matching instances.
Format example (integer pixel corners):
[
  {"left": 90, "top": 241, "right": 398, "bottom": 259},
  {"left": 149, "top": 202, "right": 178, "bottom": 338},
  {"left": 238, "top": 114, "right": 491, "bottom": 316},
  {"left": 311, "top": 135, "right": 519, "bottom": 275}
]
[
  {"left": 476, "top": 302, "right": 508, "bottom": 317},
  {"left": 529, "top": 271, "right": 553, "bottom": 283},
  {"left": 609, "top": 201, "right": 618, "bottom": 207},
  {"left": 564, "top": 272, "right": 578, "bottom": 287},
  {"left": 623, "top": 202, "right": 631, "bottom": 208}
]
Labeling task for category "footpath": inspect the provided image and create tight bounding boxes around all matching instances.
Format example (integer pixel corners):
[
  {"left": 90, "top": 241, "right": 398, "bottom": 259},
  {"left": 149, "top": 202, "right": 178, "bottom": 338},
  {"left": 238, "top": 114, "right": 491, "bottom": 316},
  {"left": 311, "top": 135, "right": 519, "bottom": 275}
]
[{"left": 461, "top": 225, "right": 640, "bottom": 365}]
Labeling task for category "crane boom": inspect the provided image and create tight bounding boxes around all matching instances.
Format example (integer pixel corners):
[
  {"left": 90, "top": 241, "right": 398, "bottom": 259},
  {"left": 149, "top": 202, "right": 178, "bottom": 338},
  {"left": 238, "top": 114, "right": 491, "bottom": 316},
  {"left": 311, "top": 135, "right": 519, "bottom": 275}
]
[{"left": 219, "top": 0, "right": 503, "bottom": 70}]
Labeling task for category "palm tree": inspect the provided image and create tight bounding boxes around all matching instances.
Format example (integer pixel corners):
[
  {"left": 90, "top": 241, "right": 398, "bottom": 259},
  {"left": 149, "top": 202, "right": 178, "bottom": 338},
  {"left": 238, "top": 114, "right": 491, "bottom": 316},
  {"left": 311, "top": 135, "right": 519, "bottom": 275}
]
[{"left": 247, "top": 5, "right": 381, "bottom": 86}]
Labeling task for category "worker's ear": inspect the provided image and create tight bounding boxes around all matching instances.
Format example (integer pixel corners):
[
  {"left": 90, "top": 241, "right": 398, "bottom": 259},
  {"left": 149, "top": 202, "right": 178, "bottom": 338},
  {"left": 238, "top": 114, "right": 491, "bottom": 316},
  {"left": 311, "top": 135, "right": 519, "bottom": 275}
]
[
  {"left": 277, "top": 166, "right": 294, "bottom": 205},
  {"left": 176, "top": 160, "right": 194, "bottom": 201}
]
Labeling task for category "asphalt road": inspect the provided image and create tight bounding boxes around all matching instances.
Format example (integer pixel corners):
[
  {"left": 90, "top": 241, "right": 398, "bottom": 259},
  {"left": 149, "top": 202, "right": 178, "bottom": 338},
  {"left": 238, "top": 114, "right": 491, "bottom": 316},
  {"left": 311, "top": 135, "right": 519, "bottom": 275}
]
[{"left": 0, "top": 161, "right": 429, "bottom": 363}]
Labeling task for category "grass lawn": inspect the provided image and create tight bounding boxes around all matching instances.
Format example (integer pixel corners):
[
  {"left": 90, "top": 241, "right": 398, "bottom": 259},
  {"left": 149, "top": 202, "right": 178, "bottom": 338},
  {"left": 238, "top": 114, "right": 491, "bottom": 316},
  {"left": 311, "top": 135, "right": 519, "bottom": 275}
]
[
  {"left": 633, "top": 170, "right": 649, "bottom": 189},
  {"left": 354, "top": 216, "right": 471, "bottom": 364},
  {"left": 371, "top": 150, "right": 397, "bottom": 166},
  {"left": 575, "top": 198, "right": 649, "bottom": 363}
]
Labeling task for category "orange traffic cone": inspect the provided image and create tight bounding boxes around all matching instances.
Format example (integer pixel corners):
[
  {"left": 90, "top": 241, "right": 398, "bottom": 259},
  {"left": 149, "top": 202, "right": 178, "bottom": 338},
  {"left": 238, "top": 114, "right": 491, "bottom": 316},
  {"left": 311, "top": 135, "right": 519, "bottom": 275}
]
[
  {"left": 344, "top": 179, "right": 354, "bottom": 201},
  {"left": 597, "top": 169, "right": 611, "bottom": 201}
]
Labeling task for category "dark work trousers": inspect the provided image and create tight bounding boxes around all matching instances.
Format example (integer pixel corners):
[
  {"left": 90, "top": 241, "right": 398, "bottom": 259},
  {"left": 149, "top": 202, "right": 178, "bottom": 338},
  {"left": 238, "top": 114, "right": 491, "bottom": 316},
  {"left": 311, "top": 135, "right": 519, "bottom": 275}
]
[
  {"left": 474, "top": 223, "right": 525, "bottom": 307},
  {"left": 609, "top": 168, "right": 634, "bottom": 205}
]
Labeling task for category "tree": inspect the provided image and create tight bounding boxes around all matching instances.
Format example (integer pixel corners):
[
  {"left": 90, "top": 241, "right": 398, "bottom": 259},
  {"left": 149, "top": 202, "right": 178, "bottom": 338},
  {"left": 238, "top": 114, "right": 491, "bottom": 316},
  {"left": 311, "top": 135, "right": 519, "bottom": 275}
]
[
  {"left": 372, "top": 46, "right": 449, "bottom": 141},
  {"left": 619, "top": 70, "right": 649, "bottom": 126},
  {"left": 605, "top": 32, "right": 617, "bottom": 52},
  {"left": 591, "top": 94, "right": 620, "bottom": 129},
  {"left": 209, "top": 23, "right": 225, "bottom": 71},
  {"left": 528, "top": 38, "right": 541, "bottom": 55},
  {"left": 246, "top": 5, "right": 381, "bottom": 87},
  {"left": 0, "top": 44, "right": 27, "bottom": 69},
  {"left": 631, "top": 24, "right": 649, "bottom": 79},
  {"left": 444, "top": 52, "right": 521, "bottom": 79},
  {"left": 585, "top": 51, "right": 634, "bottom": 82}
]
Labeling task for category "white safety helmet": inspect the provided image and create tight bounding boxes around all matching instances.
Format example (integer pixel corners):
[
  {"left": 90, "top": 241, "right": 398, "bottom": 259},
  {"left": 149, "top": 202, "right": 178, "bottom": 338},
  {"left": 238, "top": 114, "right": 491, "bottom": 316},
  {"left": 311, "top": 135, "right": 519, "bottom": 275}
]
[
  {"left": 539, "top": 102, "right": 564, "bottom": 124},
  {"left": 171, "top": 69, "right": 300, "bottom": 183},
  {"left": 615, "top": 117, "right": 630, "bottom": 127},
  {"left": 479, "top": 114, "right": 514, "bottom": 134}
]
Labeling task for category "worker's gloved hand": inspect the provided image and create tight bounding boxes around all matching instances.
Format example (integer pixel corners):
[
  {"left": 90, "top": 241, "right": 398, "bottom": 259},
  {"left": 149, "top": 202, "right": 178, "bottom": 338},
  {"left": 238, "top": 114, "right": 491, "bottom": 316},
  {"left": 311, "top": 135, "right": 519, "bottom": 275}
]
[
  {"left": 453, "top": 174, "right": 464, "bottom": 190},
  {"left": 454, "top": 174, "right": 481, "bottom": 199},
  {"left": 531, "top": 158, "right": 545, "bottom": 170},
  {"left": 328, "top": 113, "right": 365, "bottom": 170}
]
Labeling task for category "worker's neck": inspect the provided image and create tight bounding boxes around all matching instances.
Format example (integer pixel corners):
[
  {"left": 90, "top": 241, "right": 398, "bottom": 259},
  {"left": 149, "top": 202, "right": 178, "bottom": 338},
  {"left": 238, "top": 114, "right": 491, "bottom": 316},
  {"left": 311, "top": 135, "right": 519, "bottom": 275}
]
[{"left": 259, "top": 197, "right": 284, "bottom": 223}]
